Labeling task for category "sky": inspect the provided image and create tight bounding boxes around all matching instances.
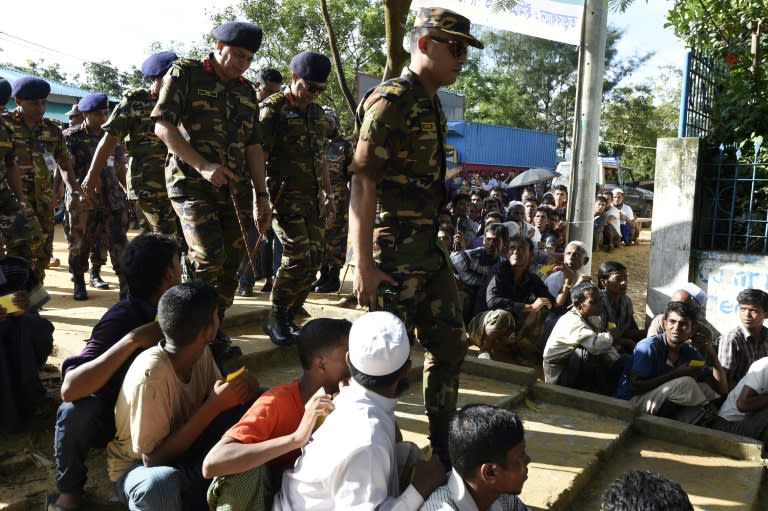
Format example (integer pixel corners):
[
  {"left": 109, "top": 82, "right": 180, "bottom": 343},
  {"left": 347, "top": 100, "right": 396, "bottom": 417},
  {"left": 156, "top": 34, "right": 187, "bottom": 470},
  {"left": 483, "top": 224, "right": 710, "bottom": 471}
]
[{"left": 0, "top": 0, "right": 685, "bottom": 86}]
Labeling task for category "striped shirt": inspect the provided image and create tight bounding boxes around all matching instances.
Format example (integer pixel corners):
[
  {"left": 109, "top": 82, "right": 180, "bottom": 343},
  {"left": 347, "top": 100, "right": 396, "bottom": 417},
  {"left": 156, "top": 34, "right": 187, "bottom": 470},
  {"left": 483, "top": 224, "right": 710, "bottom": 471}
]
[
  {"left": 717, "top": 325, "right": 768, "bottom": 387},
  {"left": 450, "top": 247, "right": 503, "bottom": 289},
  {"left": 419, "top": 469, "right": 529, "bottom": 511}
]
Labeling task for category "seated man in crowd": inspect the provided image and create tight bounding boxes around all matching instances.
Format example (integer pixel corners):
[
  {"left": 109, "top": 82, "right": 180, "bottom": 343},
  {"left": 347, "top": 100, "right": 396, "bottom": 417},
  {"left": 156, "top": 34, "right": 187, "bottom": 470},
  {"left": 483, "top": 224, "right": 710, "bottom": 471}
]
[
  {"left": 437, "top": 223, "right": 457, "bottom": 252},
  {"left": 504, "top": 201, "right": 534, "bottom": 240},
  {"left": 602, "top": 470, "right": 693, "bottom": 511},
  {"left": 552, "top": 185, "right": 567, "bottom": 210},
  {"left": 274, "top": 311, "right": 446, "bottom": 510},
  {"left": 107, "top": 281, "right": 259, "bottom": 511},
  {"left": 419, "top": 404, "right": 531, "bottom": 511},
  {"left": 611, "top": 189, "right": 638, "bottom": 246},
  {"left": 616, "top": 301, "right": 727, "bottom": 422},
  {"left": 451, "top": 223, "right": 509, "bottom": 325},
  {"left": 717, "top": 288, "right": 768, "bottom": 390},
  {"left": 544, "top": 241, "right": 591, "bottom": 311},
  {"left": 204, "top": 318, "right": 351, "bottom": 511},
  {"left": 522, "top": 196, "right": 538, "bottom": 225},
  {"left": 531, "top": 207, "right": 554, "bottom": 249},
  {"left": 543, "top": 282, "right": 623, "bottom": 395},
  {"left": 593, "top": 196, "right": 608, "bottom": 251},
  {"left": 598, "top": 261, "right": 645, "bottom": 353},
  {"left": 712, "top": 356, "right": 768, "bottom": 450},
  {"left": 647, "top": 282, "right": 721, "bottom": 355},
  {"left": 451, "top": 193, "right": 479, "bottom": 247},
  {"left": 0, "top": 233, "right": 53, "bottom": 433},
  {"left": 482, "top": 196, "right": 503, "bottom": 221},
  {"left": 471, "top": 235, "right": 555, "bottom": 357},
  {"left": 602, "top": 195, "right": 621, "bottom": 252},
  {"left": 50, "top": 233, "right": 179, "bottom": 511},
  {"left": 471, "top": 211, "right": 506, "bottom": 248}
]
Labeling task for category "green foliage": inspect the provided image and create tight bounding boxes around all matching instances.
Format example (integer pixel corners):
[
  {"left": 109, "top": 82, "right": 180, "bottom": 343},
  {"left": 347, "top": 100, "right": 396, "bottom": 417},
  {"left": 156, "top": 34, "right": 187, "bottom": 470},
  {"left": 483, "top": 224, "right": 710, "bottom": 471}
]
[
  {"left": 665, "top": 0, "right": 768, "bottom": 143},
  {"left": 1, "top": 59, "right": 77, "bottom": 85}
]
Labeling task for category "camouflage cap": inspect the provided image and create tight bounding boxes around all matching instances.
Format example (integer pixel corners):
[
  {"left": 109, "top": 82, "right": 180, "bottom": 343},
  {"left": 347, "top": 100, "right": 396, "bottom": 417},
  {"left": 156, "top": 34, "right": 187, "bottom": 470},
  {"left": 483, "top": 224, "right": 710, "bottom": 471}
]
[{"left": 414, "top": 7, "right": 484, "bottom": 49}]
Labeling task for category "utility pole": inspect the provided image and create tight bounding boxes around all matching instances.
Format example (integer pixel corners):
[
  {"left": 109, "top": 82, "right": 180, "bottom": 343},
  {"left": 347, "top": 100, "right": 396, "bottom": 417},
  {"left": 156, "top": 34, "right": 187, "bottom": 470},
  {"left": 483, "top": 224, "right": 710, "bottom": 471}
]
[{"left": 566, "top": 0, "right": 608, "bottom": 276}]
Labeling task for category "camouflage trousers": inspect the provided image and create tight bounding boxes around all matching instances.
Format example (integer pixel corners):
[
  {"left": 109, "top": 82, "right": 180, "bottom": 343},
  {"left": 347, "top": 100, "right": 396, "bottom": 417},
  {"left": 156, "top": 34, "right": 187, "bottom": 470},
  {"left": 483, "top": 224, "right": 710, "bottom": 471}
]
[
  {"left": 378, "top": 257, "right": 468, "bottom": 424},
  {"left": 320, "top": 184, "right": 349, "bottom": 270},
  {"left": 0, "top": 192, "right": 43, "bottom": 269},
  {"left": 137, "top": 186, "right": 178, "bottom": 236},
  {"left": 172, "top": 194, "right": 250, "bottom": 313},
  {"left": 25, "top": 193, "right": 55, "bottom": 283},
  {"left": 272, "top": 198, "right": 324, "bottom": 309},
  {"left": 66, "top": 193, "right": 128, "bottom": 275}
]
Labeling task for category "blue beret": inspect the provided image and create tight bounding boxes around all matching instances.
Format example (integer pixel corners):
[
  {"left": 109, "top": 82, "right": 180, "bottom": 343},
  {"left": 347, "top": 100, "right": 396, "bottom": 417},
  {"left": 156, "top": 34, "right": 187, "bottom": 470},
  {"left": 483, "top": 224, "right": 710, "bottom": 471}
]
[
  {"left": 212, "top": 22, "right": 262, "bottom": 53},
  {"left": 290, "top": 52, "right": 331, "bottom": 83},
  {"left": 11, "top": 77, "right": 51, "bottom": 100},
  {"left": 141, "top": 51, "right": 178, "bottom": 78},
  {"left": 0, "top": 78, "right": 10, "bottom": 104},
  {"left": 78, "top": 93, "right": 109, "bottom": 113}
]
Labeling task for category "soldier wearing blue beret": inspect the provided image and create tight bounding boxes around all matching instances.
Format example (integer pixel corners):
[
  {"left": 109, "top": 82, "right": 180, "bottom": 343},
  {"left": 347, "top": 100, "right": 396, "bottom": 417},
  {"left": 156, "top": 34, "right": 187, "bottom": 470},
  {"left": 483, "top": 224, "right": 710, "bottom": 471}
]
[
  {"left": 2, "top": 76, "right": 66, "bottom": 282},
  {"left": 141, "top": 51, "right": 178, "bottom": 78},
  {"left": 62, "top": 91, "right": 128, "bottom": 300},
  {"left": 212, "top": 21, "right": 263, "bottom": 53},
  {"left": 260, "top": 50, "right": 335, "bottom": 345}
]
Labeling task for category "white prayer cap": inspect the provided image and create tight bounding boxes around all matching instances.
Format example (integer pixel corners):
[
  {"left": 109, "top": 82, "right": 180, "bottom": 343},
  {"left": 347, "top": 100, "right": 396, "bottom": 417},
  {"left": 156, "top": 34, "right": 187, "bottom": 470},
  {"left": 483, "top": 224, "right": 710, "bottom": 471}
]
[
  {"left": 680, "top": 282, "right": 707, "bottom": 308},
  {"left": 349, "top": 311, "right": 410, "bottom": 376}
]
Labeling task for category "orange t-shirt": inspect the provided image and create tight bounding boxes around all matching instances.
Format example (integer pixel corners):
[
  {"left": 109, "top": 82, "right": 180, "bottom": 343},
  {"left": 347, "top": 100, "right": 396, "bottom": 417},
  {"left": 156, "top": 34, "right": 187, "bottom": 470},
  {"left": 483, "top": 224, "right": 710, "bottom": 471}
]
[{"left": 224, "top": 379, "right": 304, "bottom": 474}]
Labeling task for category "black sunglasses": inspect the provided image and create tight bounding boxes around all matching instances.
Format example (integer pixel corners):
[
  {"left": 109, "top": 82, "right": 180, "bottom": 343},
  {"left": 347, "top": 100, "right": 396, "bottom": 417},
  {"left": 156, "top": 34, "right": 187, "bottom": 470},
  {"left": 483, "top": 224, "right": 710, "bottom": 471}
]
[
  {"left": 305, "top": 82, "right": 326, "bottom": 94},
  {"left": 429, "top": 36, "right": 469, "bottom": 59}
]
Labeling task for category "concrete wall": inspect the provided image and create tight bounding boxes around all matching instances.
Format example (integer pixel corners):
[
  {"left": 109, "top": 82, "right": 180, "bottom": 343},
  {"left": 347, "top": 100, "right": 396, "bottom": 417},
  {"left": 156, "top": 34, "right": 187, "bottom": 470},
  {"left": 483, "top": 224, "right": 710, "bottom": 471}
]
[
  {"left": 646, "top": 138, "right": 702, "bottom": 323},
  {"left": 692, "top": 250, "right": 768, "bottom": 334}
]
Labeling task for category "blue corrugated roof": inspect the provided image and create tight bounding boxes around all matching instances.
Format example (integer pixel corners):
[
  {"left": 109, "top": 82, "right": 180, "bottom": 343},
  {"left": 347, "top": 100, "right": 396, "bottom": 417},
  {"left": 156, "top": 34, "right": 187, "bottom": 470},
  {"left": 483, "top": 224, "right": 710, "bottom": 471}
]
[
  {"left": 447, "top": 121, "right": 557, "bottom": 169},
  {"left": 0, "top": 66, "right": 119, "bottom": 101}
]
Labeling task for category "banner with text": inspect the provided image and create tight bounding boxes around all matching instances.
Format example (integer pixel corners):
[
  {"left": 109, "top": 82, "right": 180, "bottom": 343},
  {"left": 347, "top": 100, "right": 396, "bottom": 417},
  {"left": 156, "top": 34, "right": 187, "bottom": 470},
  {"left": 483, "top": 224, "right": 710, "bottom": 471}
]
[{"left": 410, "top": 0, "right": 585, "bottom": 46}]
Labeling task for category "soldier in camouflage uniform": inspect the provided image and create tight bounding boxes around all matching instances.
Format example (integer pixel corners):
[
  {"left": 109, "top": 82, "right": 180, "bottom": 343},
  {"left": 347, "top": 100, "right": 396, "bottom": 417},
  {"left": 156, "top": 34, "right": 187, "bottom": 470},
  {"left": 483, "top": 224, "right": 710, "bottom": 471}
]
[
  {"left": 260, "top": 51, "right": 336, "bottom": 346},
  {"left": 151, "top": 22, "right": 270, "bottom": 358},
  {"left": 349, "top": 7, "right": 484, "bottom": 466},
  {"left": 82, "top": 52, "right": 178, "bottom": 236},
  {"left": 313, "top": 107, "right": 353, "bottom": 293},
  {"left": 62, "top": 93, "right": 129, "bottom": 300},
  {"left": 0, "top": 78, "right": 45, "bottom": 267}
]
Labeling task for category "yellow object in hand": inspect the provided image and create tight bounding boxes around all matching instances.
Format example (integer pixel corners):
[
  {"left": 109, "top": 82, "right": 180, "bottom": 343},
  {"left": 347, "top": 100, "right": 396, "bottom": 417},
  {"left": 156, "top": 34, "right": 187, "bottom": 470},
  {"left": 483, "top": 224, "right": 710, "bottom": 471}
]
[
  {"left": 688, "top": 360, "right": 705, "bottom": 368},
  {"left": 226, "top": 366, "right": 246, "bottom": 382},
  {"left": 607, "top": 322, "right": 617, "bottom": 330}
]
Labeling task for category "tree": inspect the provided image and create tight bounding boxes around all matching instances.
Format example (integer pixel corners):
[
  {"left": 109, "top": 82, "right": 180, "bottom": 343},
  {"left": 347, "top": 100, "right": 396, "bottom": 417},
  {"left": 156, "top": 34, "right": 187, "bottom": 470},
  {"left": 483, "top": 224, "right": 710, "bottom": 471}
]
[
  {"left": 81, "top": 60, "right": 126, "bottom": 97},
  {"left": 1, "top": 59, "right": 74, "bottom": 84}
]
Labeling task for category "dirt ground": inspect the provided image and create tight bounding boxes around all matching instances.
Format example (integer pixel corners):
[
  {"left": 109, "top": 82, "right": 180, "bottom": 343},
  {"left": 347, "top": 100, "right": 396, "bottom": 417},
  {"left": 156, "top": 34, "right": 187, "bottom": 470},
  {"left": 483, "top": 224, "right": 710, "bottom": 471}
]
[{"left": 0, "top": 229, "right": 654, "bottom": 510}]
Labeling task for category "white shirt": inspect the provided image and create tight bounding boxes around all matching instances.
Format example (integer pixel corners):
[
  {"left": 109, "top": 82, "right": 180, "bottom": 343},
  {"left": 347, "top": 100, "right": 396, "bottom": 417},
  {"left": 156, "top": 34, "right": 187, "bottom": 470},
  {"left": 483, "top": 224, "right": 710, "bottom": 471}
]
[
  {"left": 274, "top": 379, "right": 423, "bottom": 511},
  {"left": 419, "top": 469, "right": 529, "bottom": 511},
  {"left": 718, "top": 357, "right": 768, "bottom": 422},
  {"left": 614, "top": 203, "right": 635, "bottom": 225},
  {"left": 604, "top": 205, "right": 621, "bottom": 234},
  {"left": 543, "top": 308, "right": 620, "bottom": 383}
]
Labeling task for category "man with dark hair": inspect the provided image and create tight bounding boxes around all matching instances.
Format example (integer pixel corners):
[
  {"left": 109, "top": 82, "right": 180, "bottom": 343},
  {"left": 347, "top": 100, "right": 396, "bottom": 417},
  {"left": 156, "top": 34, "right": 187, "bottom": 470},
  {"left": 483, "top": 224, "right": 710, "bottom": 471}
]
[
  {"left": 552, "top": 185, "right": 567, "bottom": 210},
  {"left": 543, "top": 281, "right": 622, "bottom": 394},
  {"left": 350, "top": 6, "right": 483, "bottom": 465},
  {"left": 261, "top": 51, "right": 336, "bottom": 345},
  {"left": 256, "top": 68, "right": 284, "bottom": 100},
  {"left": 531, "top": 207, "right": 553, "bottom": 250},
  {"left": 717, "top": 288, "right": 768, "bottom": 390},
  {"left": 50, "top": 233, "right": 181, "bottom": 511},
  {"left": 451, "top": 222, "right": 508, "bottom": 324},
  {"left": 107, "top": 281, "right": 258, "bottom": 510},
  {"left": 451, "top": 192, "right": 479, "bottom": 247},
  {"left": 275, "top": 311, "right": 446, "bottom": 510},
  {"left": 597, "top": 261, "right": 645, "bottom": 352},
  {"left": 204, "top": 318, "right": 350, "bottom": 510},
  {"left": 601, "top": 470, "right": 693, "bottom": 511},
  {"left": 616, "top": 301, "right": 727, "bottom": 421},
  {"left": 420, "top": 404, "right": 530, "bottom": 511},
  {"left": 470, "top": 235, "right": 554, "bottom": 358},
  {"left": 63, "top": 92, "right": 129, "bottom": 299},
  {"left": 592, "top": 196, "right": 608, "bottom": 251},
  {"left": 522, "top": 196, "right": 538, "bottom": 225}
]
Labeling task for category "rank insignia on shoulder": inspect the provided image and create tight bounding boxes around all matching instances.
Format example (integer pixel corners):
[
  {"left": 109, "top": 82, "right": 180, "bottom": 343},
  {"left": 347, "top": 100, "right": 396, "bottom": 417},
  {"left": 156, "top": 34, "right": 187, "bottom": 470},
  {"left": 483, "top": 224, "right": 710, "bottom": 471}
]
[
  {"left": 197, "top": 89, "right": 218, "bottom": 98},
  {"left": 421, "top": 122, "right": 436, "bottom": 131}
]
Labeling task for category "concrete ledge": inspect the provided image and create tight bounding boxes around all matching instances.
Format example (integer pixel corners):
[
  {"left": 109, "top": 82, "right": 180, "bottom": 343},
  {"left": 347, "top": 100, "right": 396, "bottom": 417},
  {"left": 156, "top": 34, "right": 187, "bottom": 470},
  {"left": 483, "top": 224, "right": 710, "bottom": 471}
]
[
  {"left": 632, "top": 414, "right": 765, "bottom": 462},
  {"left": 529, "top": 382, "right": 638, "bottom": 423},
  {"left": 462, "top": 357, "right": 537, "bottom": 386}
]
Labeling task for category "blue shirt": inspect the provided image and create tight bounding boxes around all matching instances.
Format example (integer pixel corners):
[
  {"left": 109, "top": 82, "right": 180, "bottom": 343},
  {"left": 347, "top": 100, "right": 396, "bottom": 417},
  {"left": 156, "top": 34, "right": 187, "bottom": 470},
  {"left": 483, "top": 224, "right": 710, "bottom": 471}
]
[
  {"left": 615, "top": 334, "right": 709, "bottom": 400},
  {"left": 61, "top": 295, "right": 157, "bottom": 405}
]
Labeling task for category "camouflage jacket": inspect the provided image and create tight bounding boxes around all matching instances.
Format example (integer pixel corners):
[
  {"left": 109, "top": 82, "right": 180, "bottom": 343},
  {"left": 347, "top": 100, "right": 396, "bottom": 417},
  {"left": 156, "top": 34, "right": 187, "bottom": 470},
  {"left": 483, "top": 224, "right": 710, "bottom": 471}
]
[
  {"left": 350, "top": 69, "right": 449, "bottom": 271},
  {"left": 260, "top": 92, "right": 330, "bottom": 196},
  {"left": 150, "top": 55, "right": 261, "bottom": 200},
  {"left": 0, "top": 116, "right": 16, "bottom": 198},
  {"left": 2, "top": 109, "right": 69, "bottom": 200},
  {"left": 102, "top": 88, "right": 166, "bottom": 197},
  {"left": 326, "top": 134, "right": 353, "bottom": 190},
  {"left": 62, "top": 123, "right": 126, "bottom": 210}
]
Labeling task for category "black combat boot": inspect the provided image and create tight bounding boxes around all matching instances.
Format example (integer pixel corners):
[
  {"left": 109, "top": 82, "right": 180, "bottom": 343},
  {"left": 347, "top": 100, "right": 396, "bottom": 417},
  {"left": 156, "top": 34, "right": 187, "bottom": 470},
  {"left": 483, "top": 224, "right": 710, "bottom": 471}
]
[
  {"left": 314, "top": 267, "right": 341, "bottom": 293},
  {"left": 310, "top": 265, "right": 329, "bottom": 289},
  {"left": 89, "top": 266, "right": 109, "bottom": 289},
  {"left": 73, "top": 274, "right": 88, "bottom": 301},
  {"left": 264, "top": 306, "right": 295, "bottom": 346}
]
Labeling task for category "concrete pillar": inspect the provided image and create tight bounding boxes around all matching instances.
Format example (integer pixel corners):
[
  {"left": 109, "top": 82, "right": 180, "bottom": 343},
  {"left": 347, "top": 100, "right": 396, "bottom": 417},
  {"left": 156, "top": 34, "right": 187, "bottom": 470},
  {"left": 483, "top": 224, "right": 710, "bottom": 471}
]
[{"left": 646, "top": 137, "right": 702, "bottom": 324}]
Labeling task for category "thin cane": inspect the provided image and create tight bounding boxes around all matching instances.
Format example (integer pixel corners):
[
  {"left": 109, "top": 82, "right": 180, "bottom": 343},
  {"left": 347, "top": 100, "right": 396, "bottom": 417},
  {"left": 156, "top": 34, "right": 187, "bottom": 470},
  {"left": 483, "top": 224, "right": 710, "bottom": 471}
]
[
  {"left": 229, "top": 183, "right": 259, "bottom": 278},
  {"left": 247, "top": 180, "right": 286, "bottom": 266}
]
